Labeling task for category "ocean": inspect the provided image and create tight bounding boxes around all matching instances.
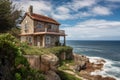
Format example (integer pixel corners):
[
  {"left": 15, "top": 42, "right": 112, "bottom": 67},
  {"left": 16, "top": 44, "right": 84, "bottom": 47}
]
[{"left": 66, "top": 40, "right": 120, "bottom": 80}]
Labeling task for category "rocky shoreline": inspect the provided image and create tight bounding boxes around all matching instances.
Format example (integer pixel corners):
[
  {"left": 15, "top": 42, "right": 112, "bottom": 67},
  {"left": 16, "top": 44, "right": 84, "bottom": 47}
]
[
  {"left": 25, "top": 51, "right": 116, "bottom": 80},
  {"left": 73, "top": 53, "right": 116, "bottom": 80}
]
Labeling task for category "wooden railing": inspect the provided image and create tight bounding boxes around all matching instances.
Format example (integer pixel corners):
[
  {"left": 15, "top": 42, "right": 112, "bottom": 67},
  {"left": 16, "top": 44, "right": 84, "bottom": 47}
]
[{"left": 34, "top": 28, "right": 65, "bottom": 34}]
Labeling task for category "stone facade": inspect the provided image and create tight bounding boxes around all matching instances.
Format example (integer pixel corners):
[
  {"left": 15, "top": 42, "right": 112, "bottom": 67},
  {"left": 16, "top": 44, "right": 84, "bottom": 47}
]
[{"left": 20, "top": 6, "right": 66, "bottom": 47}]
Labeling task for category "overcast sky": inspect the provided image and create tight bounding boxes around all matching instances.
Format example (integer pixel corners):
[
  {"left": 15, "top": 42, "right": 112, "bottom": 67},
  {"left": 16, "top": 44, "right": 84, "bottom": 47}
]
[{"left": 13, "top": 0, "right": 120, "bottom": 40}]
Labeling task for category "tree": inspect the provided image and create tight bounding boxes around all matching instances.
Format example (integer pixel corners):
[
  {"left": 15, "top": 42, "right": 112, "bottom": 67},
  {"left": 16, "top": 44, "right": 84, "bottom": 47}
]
[{"left": 0, "top": 0, "right": 21, "bottom": 33}]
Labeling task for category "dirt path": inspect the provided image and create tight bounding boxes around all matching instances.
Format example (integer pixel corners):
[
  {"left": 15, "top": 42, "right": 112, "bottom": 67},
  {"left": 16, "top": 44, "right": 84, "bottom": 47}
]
[{"left": 63, "top": 70, "right": 88, "bottom": 80}]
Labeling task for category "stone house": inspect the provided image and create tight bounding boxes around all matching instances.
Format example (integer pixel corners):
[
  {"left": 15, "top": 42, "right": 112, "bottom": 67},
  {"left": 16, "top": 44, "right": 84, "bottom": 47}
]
[{"left": 20, "top": 6, "right": 66, "bottom": 47}]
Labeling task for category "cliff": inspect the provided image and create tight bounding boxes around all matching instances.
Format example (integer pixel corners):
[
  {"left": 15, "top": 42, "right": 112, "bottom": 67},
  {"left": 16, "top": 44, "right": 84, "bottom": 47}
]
[
  {"left": 24, "top": 47, "right": 88, "bottom": 80},
  {"left": 24, "top": 47, "right": 116, "bottom": 80}
]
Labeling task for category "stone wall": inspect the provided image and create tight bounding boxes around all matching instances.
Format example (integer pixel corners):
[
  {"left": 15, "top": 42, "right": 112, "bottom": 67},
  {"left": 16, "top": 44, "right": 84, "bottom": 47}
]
[
  {"left": 73, "top": 53, "right": 89, "bottom": 72},
  {"left": 21, "top": 15, "right": 34, "bottom": 34}
]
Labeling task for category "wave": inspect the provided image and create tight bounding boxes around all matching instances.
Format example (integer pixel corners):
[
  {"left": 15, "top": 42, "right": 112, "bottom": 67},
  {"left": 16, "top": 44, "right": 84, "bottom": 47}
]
[
  {"left": 88, "top": 56, "right": 120, "bottom": 80},
  {"left": 74, "top": 47, "right": 103, "bottom": 52}
]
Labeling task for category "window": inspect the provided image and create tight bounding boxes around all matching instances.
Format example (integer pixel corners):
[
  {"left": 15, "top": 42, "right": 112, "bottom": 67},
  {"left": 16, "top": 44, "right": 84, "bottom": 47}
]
[
  {"left": 36, "top": 24, "right": 43, "bottom": 28},
  {"left": 51, "top": 25, "right": 54, "bottom": 29},
  {"left": 26, "top": 36, "right": 32, "bottom": 45},
  {"left": 46, "top": 36, "right": 50, "bottom": 44},
  {"left": 25, "top": 24, "right": 29, "bottom": 33},
  {"left": 48, "top": 24, "right": 52, "bottom": 29},
  {"left": 28, "top": 37, "right": 32, "bottom": 43}
]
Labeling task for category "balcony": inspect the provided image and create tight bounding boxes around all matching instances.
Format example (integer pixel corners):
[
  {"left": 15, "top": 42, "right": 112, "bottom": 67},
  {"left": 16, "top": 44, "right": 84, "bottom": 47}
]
[
  {"left": 34, "top": 28, "right": 45, "bottom": 32},
  {"left": 59, "top": 30, "right": 65, "bottom": 34},
  {"left": 33, "top": 28, "right": 65, "bottom": 36},
  {"left": 34, "top": 28, "right": 59, "bottom": 33}
]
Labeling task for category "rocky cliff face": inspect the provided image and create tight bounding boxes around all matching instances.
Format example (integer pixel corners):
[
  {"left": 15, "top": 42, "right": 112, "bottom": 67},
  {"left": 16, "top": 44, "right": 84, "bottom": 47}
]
[
  {"left": 24, "top": 54, "right": 60, "bottom": 80},
  {"left": 45, "top": 70, "right": 61, "bottom": 80},
  {"left": 73, "top": 53, "right": 89, "bottom": 72},
  {"left": 24, "top": 51, "right": 90, "bottom": 80},
  {"left": 24, "top": 53, "right": 59, "bottom": 72},
  {"left": 59, "top": 51, "right": 73, "bottom": 60},
  {"left": 40, "top": 54, "right": 59, "bottom": 72}
]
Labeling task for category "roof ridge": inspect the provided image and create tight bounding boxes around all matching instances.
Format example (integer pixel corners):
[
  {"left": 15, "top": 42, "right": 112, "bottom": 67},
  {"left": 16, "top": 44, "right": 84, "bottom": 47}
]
[
  {"left": 31, "top": 13, "right": 60, "bottom": 25},
  {"left": 25, "top": 12, "right": 60, "bottom": 25}
]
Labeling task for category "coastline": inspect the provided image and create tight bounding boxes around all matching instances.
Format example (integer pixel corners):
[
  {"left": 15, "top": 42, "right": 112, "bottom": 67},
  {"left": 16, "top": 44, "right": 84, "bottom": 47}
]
[
  {"left": 73, "top": 53, "right": 116, "bottom": 80},
  {"left": 67, "top": 40, "right": 120, "bottom": 80}
]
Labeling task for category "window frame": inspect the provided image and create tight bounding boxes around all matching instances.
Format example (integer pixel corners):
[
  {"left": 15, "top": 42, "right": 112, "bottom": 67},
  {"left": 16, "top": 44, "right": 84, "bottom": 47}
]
[{"left": 46, "top": 36, "right": 51, "bottom": 44}]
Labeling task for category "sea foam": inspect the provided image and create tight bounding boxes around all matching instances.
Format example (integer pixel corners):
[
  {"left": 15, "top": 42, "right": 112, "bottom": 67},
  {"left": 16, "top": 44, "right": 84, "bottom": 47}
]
[{"left": 88, "top": 56, "right": 120, "bottom": 80}]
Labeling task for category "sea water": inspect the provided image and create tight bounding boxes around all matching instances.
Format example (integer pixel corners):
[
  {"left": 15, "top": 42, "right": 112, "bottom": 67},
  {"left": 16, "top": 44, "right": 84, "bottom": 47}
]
[{"left": 66, "top": 40, "right": 120, "bottom": 80}]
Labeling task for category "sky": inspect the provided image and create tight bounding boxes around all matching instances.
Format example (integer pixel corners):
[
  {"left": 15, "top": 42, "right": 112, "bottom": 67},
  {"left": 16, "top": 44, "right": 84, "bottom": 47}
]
[{"left": 13, "top": 0, "right": 120, "bottom": 40}]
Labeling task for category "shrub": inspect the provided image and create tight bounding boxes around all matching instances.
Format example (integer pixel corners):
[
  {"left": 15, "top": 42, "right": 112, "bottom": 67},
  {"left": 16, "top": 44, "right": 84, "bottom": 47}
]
[
  {"left": 0, "top": 34, "right": 45, "bottom": 80},
  {"left": 50, "top": 46, "right": 73, "bottom": 56}
]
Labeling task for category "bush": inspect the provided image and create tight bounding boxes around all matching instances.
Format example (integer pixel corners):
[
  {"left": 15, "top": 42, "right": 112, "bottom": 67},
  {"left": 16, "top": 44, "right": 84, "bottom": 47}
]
[
  {"left": 0, "top": 34, "right": 45, "bottom": 80},
  {"left": 49, "top": 46, "right": 73, "bottom": 56}
]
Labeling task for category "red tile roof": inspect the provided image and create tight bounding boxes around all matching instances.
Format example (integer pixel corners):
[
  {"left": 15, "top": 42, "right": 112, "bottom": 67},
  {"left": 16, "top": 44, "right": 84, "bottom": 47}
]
[{"left": 24, "top": 13, "right": 60, "bottom": 25}]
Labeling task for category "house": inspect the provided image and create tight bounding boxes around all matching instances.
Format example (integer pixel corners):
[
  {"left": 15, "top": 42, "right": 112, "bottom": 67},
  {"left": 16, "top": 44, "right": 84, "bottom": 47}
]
[{"left": 20, "top": 6, "right": 66, "bottom": 47}]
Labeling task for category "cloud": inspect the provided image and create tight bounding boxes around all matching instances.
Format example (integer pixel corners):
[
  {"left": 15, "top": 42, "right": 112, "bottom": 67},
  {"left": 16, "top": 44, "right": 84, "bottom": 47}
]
[
  {"left": 92, "top": 6, "right": 112, "bottom": 15},
  {"left": 13, "top": 0, "right": 52, "bottom": 15},
  {"left": 51, "top": 0, "right": 113, "bottom": 20},
  {"left": 56, "top": 6, "right": 70, "bottom": 14},
  {"left": 63, "top": 19, "right": 120, "bottom": 40},
  {"left": 68, "top": 0, "right": 96, "bottom": 11},
  {"left": 51, "top": 0, "right": 96, "bottom": 20},
  {"left": 13, "top": 0, "right": 116, "bottom": 20}
]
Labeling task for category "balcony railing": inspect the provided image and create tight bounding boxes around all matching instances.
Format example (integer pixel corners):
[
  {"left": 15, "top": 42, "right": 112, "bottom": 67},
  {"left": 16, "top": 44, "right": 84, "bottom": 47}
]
[
  {"left": 34, "top": 28, "right": 45, "bottom": 32},
  {"left": 34, "top": 28, "right": 65, "bottom": 34},
  {"left": 59, "top": 30, "right": 65, "bottom": 34}
]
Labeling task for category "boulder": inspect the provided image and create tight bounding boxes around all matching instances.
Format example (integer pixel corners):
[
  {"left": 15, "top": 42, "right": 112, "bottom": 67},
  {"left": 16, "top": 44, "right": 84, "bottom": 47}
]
[
  {"left": 59, "top": 51, "right": 73, "bottom": 60},
  {"left": 24, "top": 55, "right": 40, "bottom": 70},
  {"left": 45, "top": 70, "right": 61, "bottom": 80},
  {"left": 24, "top": 54, "right": 59, "bottom": 72},
  {"left": 40, "top": 53, "right": 59, "bottom": 72},
  {"left": 73, "top": 54, "right": 89, "bottom": 72}
]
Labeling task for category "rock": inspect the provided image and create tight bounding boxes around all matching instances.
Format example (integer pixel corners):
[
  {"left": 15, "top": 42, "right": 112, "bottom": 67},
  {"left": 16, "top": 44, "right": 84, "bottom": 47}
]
[
  {"left": 73, "top": 54, "right": 89, "bottom": 72},
  {"left": 41, "top": 54, "right": 59, "bottom": 72},
  {"left": 24, "top": 54, "right": 59, "bottom": 72},
  {"left": 59, "top": 51, "right": 73, "bottom": 60},
  {"left": 24, "top": 55, "right": 41, "bottom": 70},
  {"left": 45, "top": 70, "right": 61, "bottom": 80}
]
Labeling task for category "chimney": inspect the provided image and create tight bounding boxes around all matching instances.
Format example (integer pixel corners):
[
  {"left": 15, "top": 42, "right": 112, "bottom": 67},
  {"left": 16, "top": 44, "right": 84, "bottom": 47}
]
[{"left": 28, "top": 5, "right": 33, "bottom": 15}]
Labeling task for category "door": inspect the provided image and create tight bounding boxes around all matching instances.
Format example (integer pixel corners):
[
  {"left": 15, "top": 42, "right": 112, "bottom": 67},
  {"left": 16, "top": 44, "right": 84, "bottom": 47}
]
[{"left": 37, "top": 36, "right": 40, "bottom": 46}]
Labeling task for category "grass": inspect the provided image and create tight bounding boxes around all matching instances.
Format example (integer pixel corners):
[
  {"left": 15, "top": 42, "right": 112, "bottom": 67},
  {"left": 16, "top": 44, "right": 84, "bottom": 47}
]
[
  {"left": 58, "top": 60, "right": 75, "bottom": 71},
  {"left": 20, "top": 42, "right": 73, "bottom": 56},
  {"left": 57, "top": 70, "right": 81, "bottom": 80}
]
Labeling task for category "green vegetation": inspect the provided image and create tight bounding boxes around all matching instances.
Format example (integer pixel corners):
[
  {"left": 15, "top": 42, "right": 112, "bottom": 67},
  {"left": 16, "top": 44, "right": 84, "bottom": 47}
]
[
  {"left": 0, "top": 34, "right": 45, "bottom": 80},
  {"left": 58, "top": 60, "right": 75, "bottom": 71},
  {"left": 49, "top": 46, "right": 73, "bottom": 56},
  {"left": 0, "top": 33, "right": 80, "bottom": 80},
  {"left": 57, "top": 70, "right": 81, "bottom": 80},
  {"left": 22, "top": 45, "right": 73, "bottom": 56},
  {"left": 0, "top": 0, "right": 21, "bottom": 38}
]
